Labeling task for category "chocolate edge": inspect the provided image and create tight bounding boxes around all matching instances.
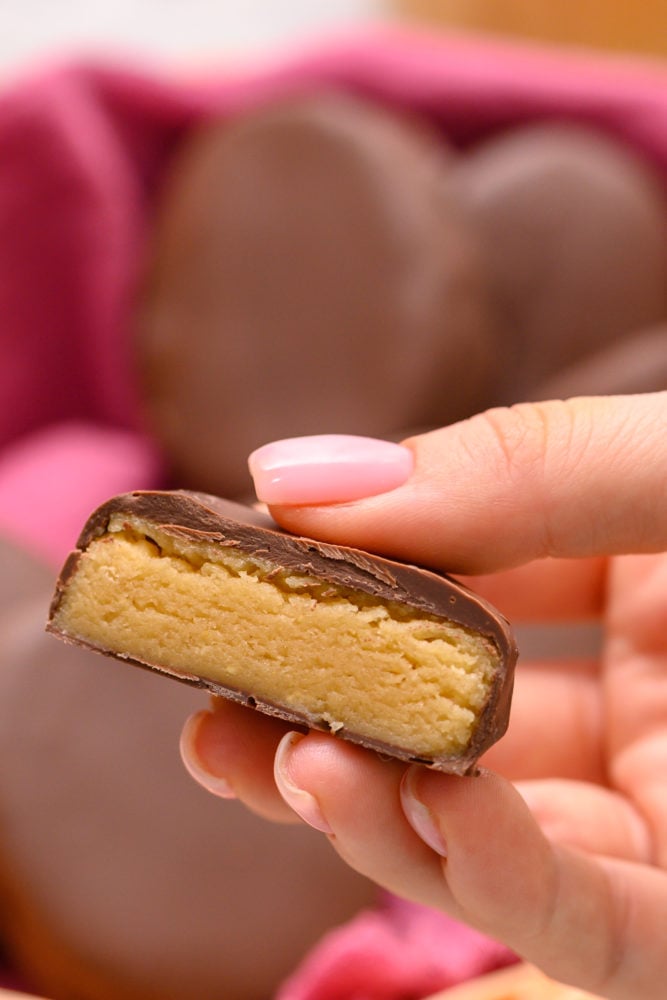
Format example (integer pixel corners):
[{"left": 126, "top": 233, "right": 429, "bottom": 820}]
[
  {"left": 43, "top": 625, "right": 487, "bottom": 775},
  {"left": 73, "top": 491, "right": 517, "bottom": 644},
  {"left": 48, "top": 490, "right": 518, "bottom": 770}
]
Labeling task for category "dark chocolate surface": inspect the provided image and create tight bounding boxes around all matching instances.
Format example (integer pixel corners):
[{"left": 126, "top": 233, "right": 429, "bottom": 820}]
[
  {"left": 49, "top": 491, "right": 517, "bottom": 773},
  {"left": 136, "top": 93, "right": 494, "bottom": 500},
  {"left": 457, "top": 123, "right": 667, "bottom": 402},
  {"left": 68, "top": 490, "right": 513, "bottom": 637}
]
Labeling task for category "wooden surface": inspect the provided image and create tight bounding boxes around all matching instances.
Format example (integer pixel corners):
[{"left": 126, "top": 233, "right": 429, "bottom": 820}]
[
  {"left": 0, "top": 991, "right": 46, "bottom": 999},
  {"left": 396, "top": 0, "right": 667, "bottom": 58},
  {"left": 425, "top": 963, "right": 603, "bottom": 999}
]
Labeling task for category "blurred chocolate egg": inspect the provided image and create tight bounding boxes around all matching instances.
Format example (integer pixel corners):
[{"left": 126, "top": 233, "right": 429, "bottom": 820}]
[
  {"left": 137, "top": 93, "right": 493, "bottom": 497},
  {"left": 454, "top": 124, "right": 667, "bottom": 401}
]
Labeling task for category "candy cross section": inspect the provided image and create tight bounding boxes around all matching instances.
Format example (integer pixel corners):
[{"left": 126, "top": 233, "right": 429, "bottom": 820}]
[{"left": 47, "top": 491, "right": 517, "bottom": 774}]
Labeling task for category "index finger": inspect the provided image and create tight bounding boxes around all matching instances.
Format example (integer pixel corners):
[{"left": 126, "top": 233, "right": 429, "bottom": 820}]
[{"left": 254, "top": 394, "right": 667, "bottom": 575}]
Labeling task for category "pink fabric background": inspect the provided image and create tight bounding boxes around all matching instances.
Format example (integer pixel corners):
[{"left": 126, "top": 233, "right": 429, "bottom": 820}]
[{"left": 0, "top": 27, "right": 665, "bottom": 999}]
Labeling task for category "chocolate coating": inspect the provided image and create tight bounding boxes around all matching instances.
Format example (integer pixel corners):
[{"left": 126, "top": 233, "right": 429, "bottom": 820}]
[
  {"left": 136, "top": 93, "right": 493, "bottom": 499},
  {"left": 455, "top": 124, "right": 667, "bottom": 401},
  {"left": 49, "top": 490, "right": 517, "bottom": 774}
]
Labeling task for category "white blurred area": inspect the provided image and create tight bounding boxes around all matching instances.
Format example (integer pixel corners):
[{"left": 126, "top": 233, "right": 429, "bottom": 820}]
[{"left": 0, "top": 0, "right": 390, "bottom": 74}]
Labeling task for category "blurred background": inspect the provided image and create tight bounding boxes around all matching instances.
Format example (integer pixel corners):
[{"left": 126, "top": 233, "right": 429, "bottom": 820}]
[
  {"left": 0, "top": 4, "right": 664, "bottom": 1000},
  {"left": 0, "top": 0, "right": 387, "bottom": 75},
  {"left": 0, "top": 0, "right": 665, "bottom": 77}
]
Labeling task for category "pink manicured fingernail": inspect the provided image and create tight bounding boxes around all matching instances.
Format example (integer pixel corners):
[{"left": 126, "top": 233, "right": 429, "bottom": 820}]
[
  {"left": 274, "top": 732, "right": 333, "bottom": 834},
  {"left": 400, "top": 766, "right": 448, "bottom": 857},
  {"left": 248, "top": 434, "right": 413, "bottom": 505},
  {"left": 179, "top": 711, "right": 236, "bottom": 799}
]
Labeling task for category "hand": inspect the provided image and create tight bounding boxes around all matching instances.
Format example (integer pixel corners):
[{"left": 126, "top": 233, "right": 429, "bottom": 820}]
[{"left": 180, "top": 393, "right": 667, "bottom": 999}]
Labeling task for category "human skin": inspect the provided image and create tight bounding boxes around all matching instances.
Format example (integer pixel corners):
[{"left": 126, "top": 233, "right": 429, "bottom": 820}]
[{"left": 180, "top": 392, "right": 667, "bottom": 1000}]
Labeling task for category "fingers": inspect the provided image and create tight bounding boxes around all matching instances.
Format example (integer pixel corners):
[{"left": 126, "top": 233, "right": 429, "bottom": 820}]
[
  {"left": 274, "top": 734, "right": 667, "bottom": 998},
  {"left": 179, "top": 698, "right": 298, "bottom": 823},
  {"left": 180, "top": 706, "right": 666, "bottom": 996},
  {"left": 458, "top": 557, "right": 607, "bottom": 623},
  {"left": 180, "top": 656, "right": 604, "bottom": 812},
  {"left": 406, "top": 767, "right": 667, "bottom": 999},
  {"left": 516, "top": 779, "right": 654, "bottom": 861},
  {"left": 274, "top": 732, "right": 450, "bottom": 908},
  {"left": 602, "top": 553, "right": 667, "bottom": 868},
  {"left": 479, "top": 657, "right": 603, "bottom": 782},
  {"left": 249, "top": 394, "right": 667, "bottom": 574}
]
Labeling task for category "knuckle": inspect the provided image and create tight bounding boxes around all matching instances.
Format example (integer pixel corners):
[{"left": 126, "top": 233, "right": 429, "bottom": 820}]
[
  {"left": 467, "top": 400, "right": 586, "bottom": 558},
  {"left": 473, "top": 403, "right": 553, "bottom": 483}
]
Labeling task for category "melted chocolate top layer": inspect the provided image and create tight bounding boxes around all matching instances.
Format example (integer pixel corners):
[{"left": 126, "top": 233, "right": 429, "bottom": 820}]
[{"left": 67, "top": 490, "right": 515, "bottom": 639}]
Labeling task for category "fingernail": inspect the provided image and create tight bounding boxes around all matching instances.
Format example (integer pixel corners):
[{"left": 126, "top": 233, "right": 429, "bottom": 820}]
[
  {"left": 400, "top": 766, "right": 448, "bottom": 857},
  {"left": 179, "top": 711, "right": 236, "bottom": 799},
  {"left": 274, "top": 732, "right": 333, "bottom": 834},
  {"left": 248, "top": 434, "right": 414, "bottom": 505}
]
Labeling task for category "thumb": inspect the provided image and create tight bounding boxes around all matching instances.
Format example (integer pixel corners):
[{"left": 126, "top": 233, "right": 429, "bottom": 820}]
[{"left": 248, "top": 394, "right": 667, "bottom": 573}]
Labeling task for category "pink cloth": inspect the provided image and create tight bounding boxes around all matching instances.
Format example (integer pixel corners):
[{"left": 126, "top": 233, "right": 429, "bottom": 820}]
[
  {"left": 1, "top": 26, "right": 666, "bottom": 999},
  {"left": 0, "top": 423, "right": 162, "bottom": 563},
  {"left": 277, "top": 898, "right": 514, "bottom": 1000}
]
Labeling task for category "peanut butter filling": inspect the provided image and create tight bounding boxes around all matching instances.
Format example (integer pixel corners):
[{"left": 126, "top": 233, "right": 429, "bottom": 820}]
[{"left": 52, "top": 516, "right": 500, "bottom": 757}]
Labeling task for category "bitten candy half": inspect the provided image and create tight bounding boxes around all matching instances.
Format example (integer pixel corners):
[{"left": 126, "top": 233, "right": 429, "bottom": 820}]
[{"left": 47, "top": 491, "right": 517, "bottom": 774}]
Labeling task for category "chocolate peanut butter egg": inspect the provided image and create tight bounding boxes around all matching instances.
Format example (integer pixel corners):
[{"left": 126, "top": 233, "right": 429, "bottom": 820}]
[
  {"left": 48, "top": 491, "right": 517, "bottom": 774},
  {"left": 536, "top": 322, "right": 667, "bottom": 398},
  {"left": 136, "top": 93, "right": 493, "bottom": 498},
  {"left": 455, "top": 124, "right": 667, "bottom": 400}
]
